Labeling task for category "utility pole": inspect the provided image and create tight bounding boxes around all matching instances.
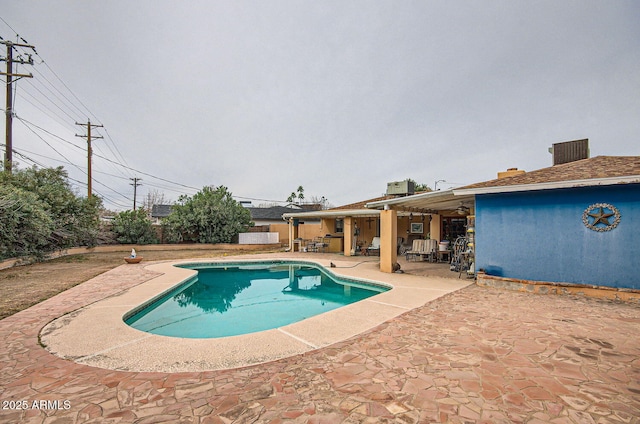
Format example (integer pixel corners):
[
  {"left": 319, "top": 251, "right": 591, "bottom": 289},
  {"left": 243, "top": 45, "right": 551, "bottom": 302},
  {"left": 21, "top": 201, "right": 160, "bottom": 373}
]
[
  {"left": 1, "top": 38, "right": 35, "bottom": 174},
  {"left": 75, "top": 120, "right": 103, "bottom": 198},
  {"left": 130, "top": 177, "right": 142, "bottom": 210}
]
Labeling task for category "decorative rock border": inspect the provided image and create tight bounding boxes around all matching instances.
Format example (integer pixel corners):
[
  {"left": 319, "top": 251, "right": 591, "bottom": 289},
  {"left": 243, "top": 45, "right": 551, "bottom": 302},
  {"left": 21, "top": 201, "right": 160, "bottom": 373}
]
[{"left": 476, "top": 271, "right": 640, "bottom": 303}]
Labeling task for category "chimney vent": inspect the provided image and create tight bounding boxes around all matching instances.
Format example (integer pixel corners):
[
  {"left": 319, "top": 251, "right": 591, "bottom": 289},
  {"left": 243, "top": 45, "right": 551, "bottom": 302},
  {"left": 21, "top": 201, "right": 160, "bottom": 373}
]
[{"left": 498, "top": 168, "right": 525, "bottom": 179}]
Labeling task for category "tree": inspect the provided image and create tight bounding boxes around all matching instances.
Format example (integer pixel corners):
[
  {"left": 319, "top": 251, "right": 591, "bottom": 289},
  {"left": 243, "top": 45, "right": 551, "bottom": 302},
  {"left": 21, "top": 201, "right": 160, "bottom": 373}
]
[
  {"left": 162, "top": 185, "right": 253, "bottom": 244},
  {"left": 296, "top": 185, "right": 304, "bottom": 204},
  {"left": 0, "top": 166, "right": 102, "bottom": 260},
  {"left": 112, "top": 209, "right": 159, "bottom": 244},
  {"left": 142, "top": 189, "right": 172, "bottom": 212},
  {"left": 407, "top": 179, "right": 432, "bottom": 192},
  {"left": 0, "top": 185, "right": 53, "bottom": 260},
  {"left": 286, "top": 186, "right": 307, "bottom": 205},
  {"left": 309, "top": 195, "right": 332, "bottom": 210}
]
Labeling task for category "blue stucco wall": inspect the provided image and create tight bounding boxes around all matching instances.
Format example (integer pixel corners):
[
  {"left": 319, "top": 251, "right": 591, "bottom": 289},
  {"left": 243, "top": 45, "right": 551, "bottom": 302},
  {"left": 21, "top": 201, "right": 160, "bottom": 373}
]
[{"left": 475, "top": 183, "right": 640, "bottom": 289}]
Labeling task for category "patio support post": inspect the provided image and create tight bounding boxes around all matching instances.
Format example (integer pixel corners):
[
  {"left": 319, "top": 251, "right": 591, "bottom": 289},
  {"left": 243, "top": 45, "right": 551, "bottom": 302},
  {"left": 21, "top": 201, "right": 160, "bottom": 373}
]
[
  {"left": 380, "top": 209, "right": 397, "bottom": 273},
  {"left": 288, "top": 219, "right": 299, "bottom": 252},
  {"left": 344, "top": 217, "right": 354, "bottom": 256},
  {"left": 430, "top": 213, "right": 441, "bottom": 242}
]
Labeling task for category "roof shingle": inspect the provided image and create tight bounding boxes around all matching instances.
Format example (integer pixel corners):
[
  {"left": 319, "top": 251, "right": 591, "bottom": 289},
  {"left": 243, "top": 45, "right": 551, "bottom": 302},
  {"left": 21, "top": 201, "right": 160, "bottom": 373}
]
[{"left": 460, "top": 156, "right": 640, "bottom": 189}]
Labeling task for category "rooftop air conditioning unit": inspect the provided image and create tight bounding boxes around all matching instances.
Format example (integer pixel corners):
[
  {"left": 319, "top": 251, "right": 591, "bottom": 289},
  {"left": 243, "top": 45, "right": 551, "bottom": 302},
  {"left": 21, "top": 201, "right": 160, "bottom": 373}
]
[
  {"left": 550, "top": 139, "right": 589, "bottom": 165},
  {"left": 386, "top": 180, "right": 415, "bottom": 196}
]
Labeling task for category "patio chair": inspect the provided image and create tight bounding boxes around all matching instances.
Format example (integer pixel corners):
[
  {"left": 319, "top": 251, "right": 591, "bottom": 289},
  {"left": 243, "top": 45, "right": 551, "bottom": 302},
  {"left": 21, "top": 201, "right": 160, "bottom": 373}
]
[
  {"left": 422, "top": 239, "right": 438, "bottom": 263},
  {"left": 366, "top": 237, "right": 381, "bottom": 256},
  {"left": 405, "top": 239, "right": 425, "bottom": 261}
]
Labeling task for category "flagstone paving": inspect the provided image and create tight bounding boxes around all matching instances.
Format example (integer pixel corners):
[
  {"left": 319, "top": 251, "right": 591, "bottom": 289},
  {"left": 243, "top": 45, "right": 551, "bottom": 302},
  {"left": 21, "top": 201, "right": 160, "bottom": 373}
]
[{"left": 1, "top": 256, "right": 639, "bottom": 423}]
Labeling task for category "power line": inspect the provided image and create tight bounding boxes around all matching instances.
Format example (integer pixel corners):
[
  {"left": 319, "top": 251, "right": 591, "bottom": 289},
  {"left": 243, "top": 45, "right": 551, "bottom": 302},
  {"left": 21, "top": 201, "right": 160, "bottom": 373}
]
[
  {"left": 8, "top": 144, "right": 127, "bottom": 180},
  {"left": 1, "top": 28, "right": 291, "bottom": 208},
  {"left": 15, "top": 116, "right": 82, "bottom": 174},
  {"left": 15, "top": 115, "right": 84, "bottom": 151},
  {"left": 9, "top": 148, "right": 130, "bottom": 209},
  {"left": 15, "top": 89, "right": 80, "bottom": 133},
  {"left": 29, "top": 65, "right": 88, "bottom": 119},
  {"left": 21, "top": 77, "right": 78, "bottom": 122}
]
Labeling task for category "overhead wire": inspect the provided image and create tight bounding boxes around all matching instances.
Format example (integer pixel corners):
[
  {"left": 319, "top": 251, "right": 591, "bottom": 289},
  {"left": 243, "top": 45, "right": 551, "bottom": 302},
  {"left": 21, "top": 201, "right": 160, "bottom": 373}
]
[
  {"left": 103, "top": 127, "right": 132, "bottom": 171},
  {"left": 14, "top": 89, "right": 80, "bottom": 133},
  {"left": 14, "top": 115, "right": 84, "bottom": 152},
  {"left": 29, "top": 63, "right": 89, "bottom": 119},
  {"left": 15, "top": 117, "right": 84, "bottom": 175},
  {"left": 13, "top": 119, "right": 133, "bottom": 205},
  {"left": 2, "top": 25, "right": 291, "bottom": 209},
  {"left": 20, "top": 77, "right": 78, "bottom": 123},
  {"left": 8, "top": 148, "right": 129, "bottom": 209},
  {"left": 7, "top": 144, "right": 129, "bottom": 181}
]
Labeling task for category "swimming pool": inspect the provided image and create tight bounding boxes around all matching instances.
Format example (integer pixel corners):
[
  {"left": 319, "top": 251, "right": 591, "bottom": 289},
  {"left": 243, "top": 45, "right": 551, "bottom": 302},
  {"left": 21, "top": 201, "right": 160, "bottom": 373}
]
[{"left": 124, "top": 261, "right": 389, "bottom": 338}]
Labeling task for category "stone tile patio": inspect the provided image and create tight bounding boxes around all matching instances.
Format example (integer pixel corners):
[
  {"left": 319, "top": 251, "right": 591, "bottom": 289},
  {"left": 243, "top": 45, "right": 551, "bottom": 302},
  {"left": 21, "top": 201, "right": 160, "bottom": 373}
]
[{"left": 1, "top": 253, "right": 639, "bottom": 423}]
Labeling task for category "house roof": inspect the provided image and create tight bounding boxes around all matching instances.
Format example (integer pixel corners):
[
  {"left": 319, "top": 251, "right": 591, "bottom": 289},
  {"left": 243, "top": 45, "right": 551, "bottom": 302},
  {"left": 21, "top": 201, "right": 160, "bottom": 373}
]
[
  {"left": 460, "top": 156, "right": 640, "bottom": 190},
  {"left": 455, "top": 156, "right": 640, "bottom": 195},
  {"left": 366, "top": 156, "right": 640, "bottom": 212},
  {"left": 151, "top": 204, "right": 173, "bottom": 218},
  {"left": 247, "top": 206, "right": 305, "bottom": 221}
]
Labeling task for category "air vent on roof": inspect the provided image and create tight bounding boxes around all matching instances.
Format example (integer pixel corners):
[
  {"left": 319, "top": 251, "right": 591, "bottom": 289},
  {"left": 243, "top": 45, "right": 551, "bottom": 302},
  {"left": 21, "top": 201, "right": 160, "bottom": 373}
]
[
  {"left": 497, "top": 168, "right": 525, "bottom": 179},
  {"left": 549, "top": 139, "right": 589, "bottom": 165}
]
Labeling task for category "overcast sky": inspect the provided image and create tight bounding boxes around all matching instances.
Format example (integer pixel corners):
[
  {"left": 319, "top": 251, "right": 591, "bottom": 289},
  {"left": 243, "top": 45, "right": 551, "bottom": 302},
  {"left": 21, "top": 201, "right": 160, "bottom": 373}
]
[{"left": 2, "top": 1, "right": 639, "bottom": 210}]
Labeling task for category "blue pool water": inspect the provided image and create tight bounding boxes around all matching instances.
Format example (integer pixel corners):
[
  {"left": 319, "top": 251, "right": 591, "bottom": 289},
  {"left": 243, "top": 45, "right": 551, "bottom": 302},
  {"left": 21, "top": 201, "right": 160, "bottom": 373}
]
[{"left": 124, "top": 261, "right": 388, "bottom": 338}]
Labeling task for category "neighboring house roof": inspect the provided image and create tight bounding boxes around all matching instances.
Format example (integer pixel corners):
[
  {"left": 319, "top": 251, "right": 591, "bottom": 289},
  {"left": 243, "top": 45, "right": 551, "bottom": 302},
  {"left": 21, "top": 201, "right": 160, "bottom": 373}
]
[
  {"left": 455, "top": 156, "right": 640, "bottom": 195},
  {"left": 247, "top": 206, "right": 310, "bottom": 221},
  {"left": 151, "top": 204, "right": 173, "bottom": 218}
]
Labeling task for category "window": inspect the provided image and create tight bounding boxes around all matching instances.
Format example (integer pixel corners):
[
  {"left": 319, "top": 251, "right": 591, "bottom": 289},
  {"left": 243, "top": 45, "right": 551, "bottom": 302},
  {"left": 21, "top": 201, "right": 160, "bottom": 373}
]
[
  {"left": 442, "top": 217, "right": 466, "bottom": 241},
  {"left": 335, "top": 219, "right": 344, "bottom": 233}
]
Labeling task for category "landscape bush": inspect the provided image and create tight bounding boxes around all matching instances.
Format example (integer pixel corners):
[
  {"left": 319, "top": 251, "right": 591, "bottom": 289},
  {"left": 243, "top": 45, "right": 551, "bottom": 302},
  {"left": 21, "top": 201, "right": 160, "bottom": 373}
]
[
  {"left": 0, "top": 166, "right": 101, "bottom": 260},
  {"left": 111, "top": 209, "right": 159, "bottom": 244},
  {"left": 162, "top": 185, "right": 253, "bottom": 244}
]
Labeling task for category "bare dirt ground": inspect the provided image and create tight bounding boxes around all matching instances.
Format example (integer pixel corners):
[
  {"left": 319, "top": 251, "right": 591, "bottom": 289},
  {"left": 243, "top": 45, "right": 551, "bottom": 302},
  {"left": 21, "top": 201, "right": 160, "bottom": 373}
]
[{"left": 0, "top": 248, "right": 280, "bottom": 320}]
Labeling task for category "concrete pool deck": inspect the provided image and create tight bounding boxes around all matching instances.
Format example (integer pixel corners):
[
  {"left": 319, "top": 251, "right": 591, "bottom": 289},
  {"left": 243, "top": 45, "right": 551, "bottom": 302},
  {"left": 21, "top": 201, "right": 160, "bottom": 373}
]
[
  {"left": 2, "top": 251, "right": 639, "bottom": 423},
  {"left": 40, "top": 254, "right": 472, "bottom": 372}
]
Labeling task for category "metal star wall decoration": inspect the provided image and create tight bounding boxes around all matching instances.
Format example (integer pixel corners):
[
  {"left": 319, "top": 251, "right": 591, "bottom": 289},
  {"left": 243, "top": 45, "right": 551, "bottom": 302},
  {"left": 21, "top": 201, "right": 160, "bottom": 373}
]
[{"left": 582, "top": 203, "right": 621, "bottom": 232}]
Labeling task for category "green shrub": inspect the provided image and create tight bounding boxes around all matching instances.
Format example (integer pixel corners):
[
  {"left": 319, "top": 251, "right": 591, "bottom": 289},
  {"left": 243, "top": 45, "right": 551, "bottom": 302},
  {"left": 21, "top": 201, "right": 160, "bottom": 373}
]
[
  {"left": 0, "top": 166, "right": 102, "bottom": 260},
  {"left": 112, "top": 209, "right": 159, "bottom": 244},
  {"left": 162, "top": 185, "right": 253, "bottom": 244}
]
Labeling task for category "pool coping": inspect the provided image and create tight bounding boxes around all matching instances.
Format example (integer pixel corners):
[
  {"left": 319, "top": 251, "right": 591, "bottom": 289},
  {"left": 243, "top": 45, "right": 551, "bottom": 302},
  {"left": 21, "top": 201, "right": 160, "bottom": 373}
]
[{"left": 40, "top": 254, "right": 473, "bottom": 372}]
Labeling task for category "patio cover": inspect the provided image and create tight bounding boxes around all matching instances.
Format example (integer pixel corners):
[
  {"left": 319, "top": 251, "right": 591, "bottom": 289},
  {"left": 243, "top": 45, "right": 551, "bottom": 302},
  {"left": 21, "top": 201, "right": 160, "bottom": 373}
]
[
  {"left": 282, "top": 209, "right": 381, "bottom": 220},
  {"left": 364, "top": 189, "right": 474, "bottom": 213},
  {"left": 364, "top": 190, "right": 475, "bottom": 273}
]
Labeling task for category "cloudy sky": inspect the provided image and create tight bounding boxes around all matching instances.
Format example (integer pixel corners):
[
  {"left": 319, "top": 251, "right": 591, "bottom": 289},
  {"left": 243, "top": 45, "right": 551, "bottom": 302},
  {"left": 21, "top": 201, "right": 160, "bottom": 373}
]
[{"left": 2, "top": 1, "right": 639, "bottom": 210}]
